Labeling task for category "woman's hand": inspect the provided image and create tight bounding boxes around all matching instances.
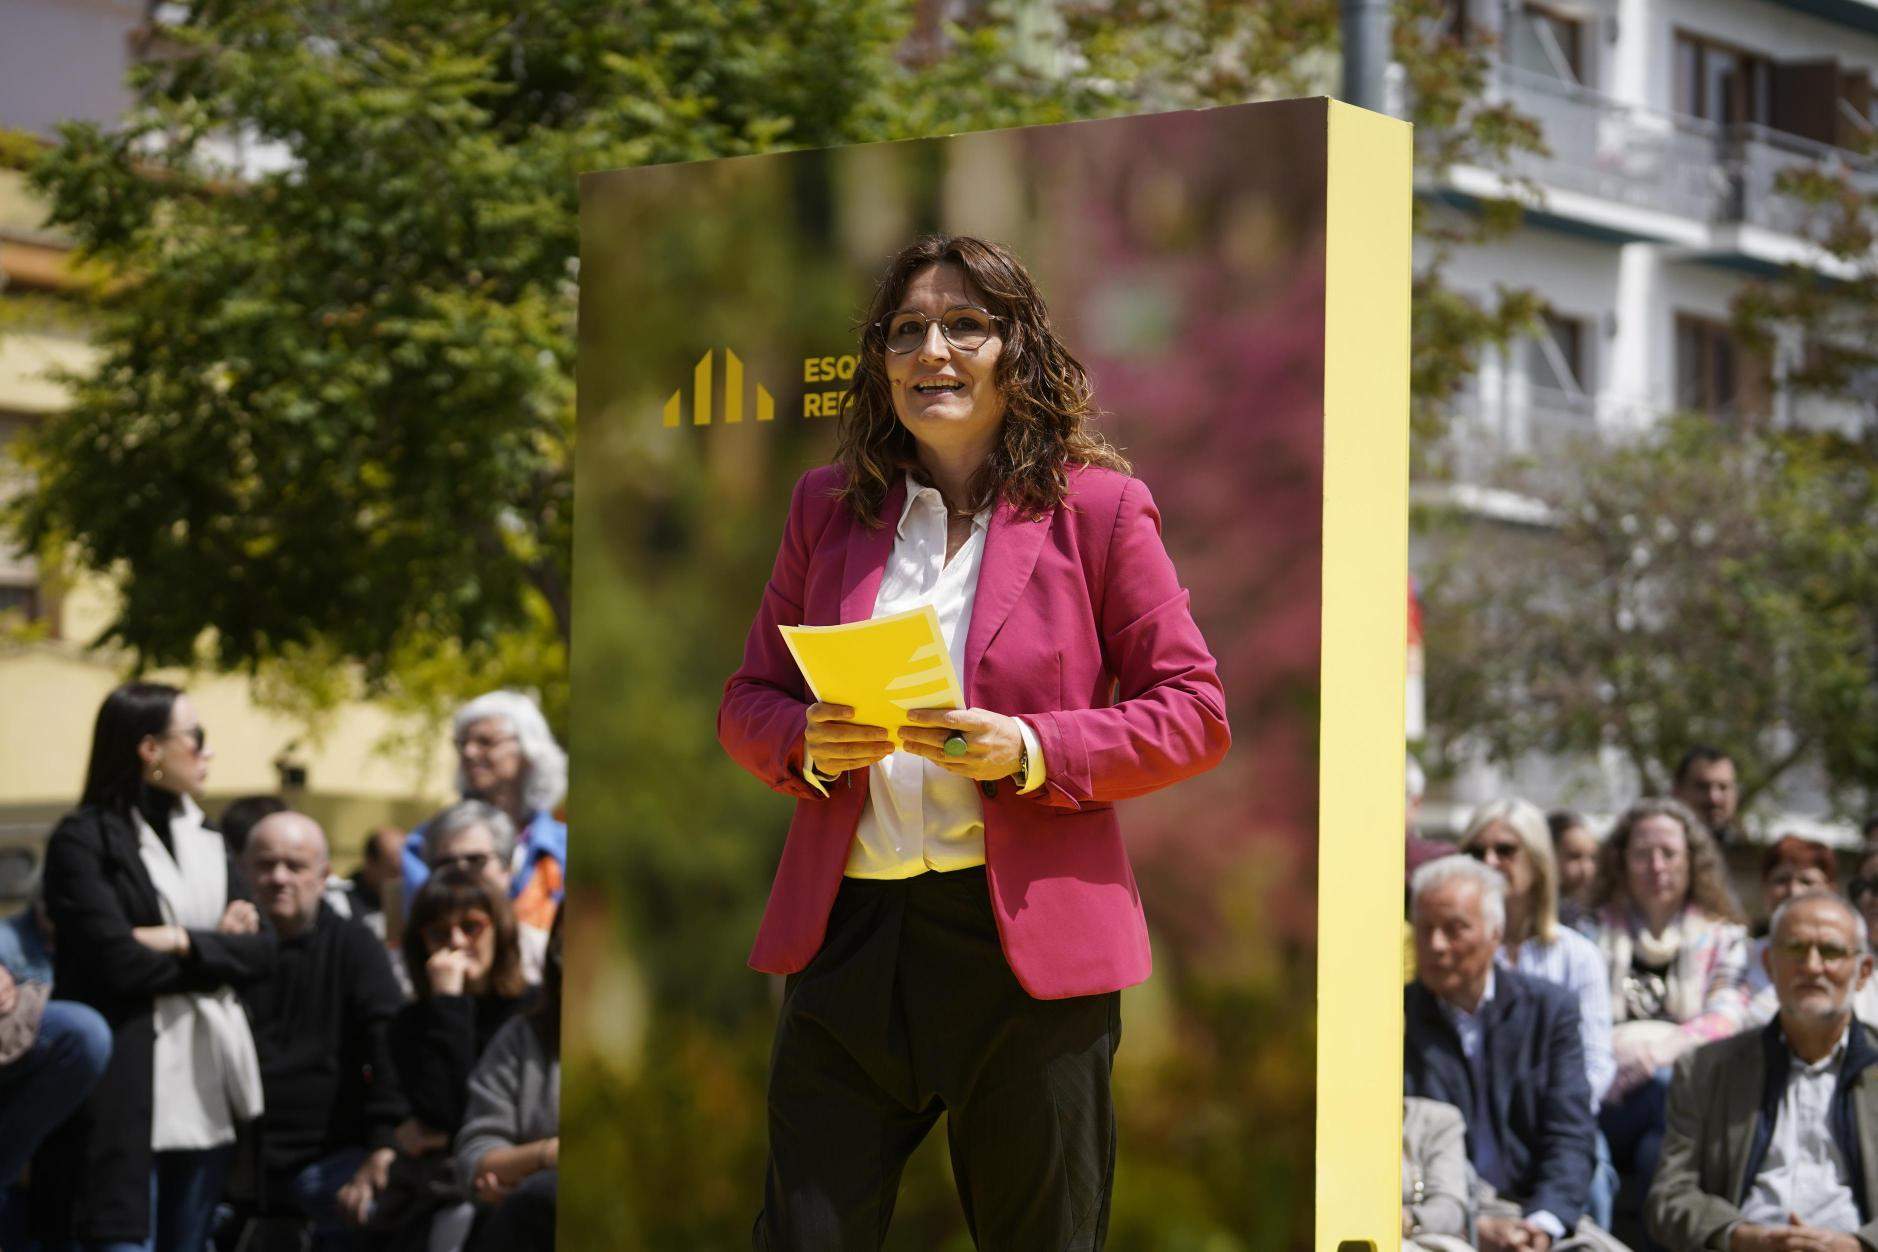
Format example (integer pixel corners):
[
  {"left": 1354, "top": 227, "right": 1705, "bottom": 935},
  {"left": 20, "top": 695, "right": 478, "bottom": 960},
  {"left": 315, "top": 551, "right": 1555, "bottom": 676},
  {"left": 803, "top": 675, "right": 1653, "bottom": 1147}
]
[
  {"left": 427, "top": 947, "right": 471, "bottom": 997},
  {"left": 898, "top": 708, "right": 1025, "bottom": 782},
  {"left": 336, "top": 1147, "right": 395, "bottom": 1226},
  {"left": 217, "top": 900, "right": 260, "bottom": 935},
  {"left": 394, "top": 1117, "right": 448, "bottom": 1158},
  {"left": 803, "top": 703, "right": 894, "bottom": 776},
  {"left": 131, "top": 925, "right": 190, "bottom": 956}
]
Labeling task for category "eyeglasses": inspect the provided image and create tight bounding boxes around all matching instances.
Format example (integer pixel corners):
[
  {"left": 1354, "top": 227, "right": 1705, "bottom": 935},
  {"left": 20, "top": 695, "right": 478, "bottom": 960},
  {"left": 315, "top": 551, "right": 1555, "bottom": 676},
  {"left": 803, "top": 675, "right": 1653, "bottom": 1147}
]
[
  {"left": 1774, "top": 939, "right": 1859, "bottom": 965},
  {"left": 421, "top": 913, "right": 490, "bottom": 951},
  {"left": 432, "top": 852, "right": 492, "bottom": 876},
  {"left": 876, "top": 306, "right": 1003, "bottom": 355},
  {"left": 455, "top": 733, "right": 517, "bottom": 753}
]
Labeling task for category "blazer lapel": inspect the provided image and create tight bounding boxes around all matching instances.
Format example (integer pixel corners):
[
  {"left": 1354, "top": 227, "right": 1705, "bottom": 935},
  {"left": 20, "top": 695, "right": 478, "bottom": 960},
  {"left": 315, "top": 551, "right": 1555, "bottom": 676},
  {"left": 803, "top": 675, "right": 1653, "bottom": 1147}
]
[
  {"left": 1484, "top": 984, "right": 1520, "bottom": 1131},
  {"left": 1857, "top": 1058, "right": 1878, "bottom": 1207},
  {"left": 838, "top": 478, "right": 906, "bottom": 625},
  {"left": 961, "top": 497, "right": 1051, "bottom": 703},
  {"left": 1726, "top": 1045, "right": 1767, "bottom": 1203}
]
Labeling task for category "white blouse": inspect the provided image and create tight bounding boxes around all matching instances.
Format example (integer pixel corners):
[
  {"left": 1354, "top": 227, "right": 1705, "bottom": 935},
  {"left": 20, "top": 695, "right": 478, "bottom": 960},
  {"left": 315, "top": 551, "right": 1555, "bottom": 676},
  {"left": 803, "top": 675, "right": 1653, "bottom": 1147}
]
[{"left": 809, "top": 475, "right": 1044, "bottom": 880}]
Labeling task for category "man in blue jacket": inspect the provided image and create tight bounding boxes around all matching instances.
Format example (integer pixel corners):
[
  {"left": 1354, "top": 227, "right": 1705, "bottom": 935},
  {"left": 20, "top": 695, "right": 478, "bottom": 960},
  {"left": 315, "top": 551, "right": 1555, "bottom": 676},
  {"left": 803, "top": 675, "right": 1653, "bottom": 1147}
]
[{"left": 1407, "top": 855, "right": 1597, "bottom": 1251}]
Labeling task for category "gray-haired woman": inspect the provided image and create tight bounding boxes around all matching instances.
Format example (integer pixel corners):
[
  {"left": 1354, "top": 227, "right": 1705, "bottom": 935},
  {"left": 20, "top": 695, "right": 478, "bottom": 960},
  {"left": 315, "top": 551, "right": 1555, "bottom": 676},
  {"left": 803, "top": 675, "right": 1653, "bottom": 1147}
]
[{"left": 400, "top": 692, "right": 567, "bottom": 935}]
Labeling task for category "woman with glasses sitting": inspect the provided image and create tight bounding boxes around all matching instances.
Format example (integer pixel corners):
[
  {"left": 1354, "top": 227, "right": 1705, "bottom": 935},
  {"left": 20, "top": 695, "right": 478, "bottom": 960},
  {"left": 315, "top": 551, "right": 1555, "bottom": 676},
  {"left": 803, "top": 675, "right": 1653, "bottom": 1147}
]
[
  {"left": 378, "top": 868, "right": 533, "bottom": 1252},
  {"left": 1461, "top": 797, "right": 1619, "bottom": 1231},
  {"left": 418, "top": 801, "right": 548, "bottom": 985},
  {"left": 35, "top": 682, "right": 275, "bottom": 1251}
]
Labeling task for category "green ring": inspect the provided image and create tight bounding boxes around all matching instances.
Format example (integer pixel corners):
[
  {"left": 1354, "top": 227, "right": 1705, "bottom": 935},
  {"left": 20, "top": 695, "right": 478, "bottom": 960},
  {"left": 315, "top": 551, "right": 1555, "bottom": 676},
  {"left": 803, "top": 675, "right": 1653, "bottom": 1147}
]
[{"left": 943, "top": 732, "right": 968, "bottom": 757}]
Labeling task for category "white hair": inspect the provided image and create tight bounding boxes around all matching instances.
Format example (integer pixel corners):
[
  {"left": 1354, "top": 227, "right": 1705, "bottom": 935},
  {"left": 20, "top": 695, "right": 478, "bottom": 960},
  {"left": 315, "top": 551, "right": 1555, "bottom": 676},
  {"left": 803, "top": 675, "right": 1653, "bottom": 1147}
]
[
  {"left": 424, "top": 799, "right": 518, "bottom": 866},
  {"left": 1410, "top": 854, "right": 1506, "bottom": 936},
  {"left": 1769, "top": 889, "right": 1871, "bottom": 955},
  {"left": 453, "top": 690, "right": 567, "bottom": 813}
]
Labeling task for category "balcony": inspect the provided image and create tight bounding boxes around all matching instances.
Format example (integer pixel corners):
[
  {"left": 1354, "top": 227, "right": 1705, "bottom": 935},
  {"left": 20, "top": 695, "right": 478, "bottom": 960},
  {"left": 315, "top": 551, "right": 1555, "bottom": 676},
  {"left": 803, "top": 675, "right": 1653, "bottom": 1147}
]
[
  {"left": 1497, "top": 66, "right": 1731, "bottom": 225},
  {"left": 1490, "top": 64, "right": 1878, "bottom": 243},
  {"left": 1731, "top": 122, "right": 1878, "bottom": 235}
]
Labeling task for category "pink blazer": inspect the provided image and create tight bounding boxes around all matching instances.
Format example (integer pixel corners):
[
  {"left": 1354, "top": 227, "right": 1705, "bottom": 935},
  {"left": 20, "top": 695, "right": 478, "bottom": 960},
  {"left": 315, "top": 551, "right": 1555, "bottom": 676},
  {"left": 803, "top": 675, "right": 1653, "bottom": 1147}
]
[{"left": 717, "top": 462, "right": 1230, "bottom": 999}]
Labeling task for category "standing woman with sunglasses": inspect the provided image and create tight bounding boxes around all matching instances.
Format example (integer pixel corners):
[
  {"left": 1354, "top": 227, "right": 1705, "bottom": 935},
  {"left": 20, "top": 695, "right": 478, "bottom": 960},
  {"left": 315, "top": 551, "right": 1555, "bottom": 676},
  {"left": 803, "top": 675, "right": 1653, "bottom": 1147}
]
[
  {"left": 34, "top": 682, "right": 275, "bottom": 1251},
  {"left": 720, "top": 235, "right": 1230, "bottom": 1249},
  {"left": 379, "top": 869, "right": 531, "bottom": 1252}
]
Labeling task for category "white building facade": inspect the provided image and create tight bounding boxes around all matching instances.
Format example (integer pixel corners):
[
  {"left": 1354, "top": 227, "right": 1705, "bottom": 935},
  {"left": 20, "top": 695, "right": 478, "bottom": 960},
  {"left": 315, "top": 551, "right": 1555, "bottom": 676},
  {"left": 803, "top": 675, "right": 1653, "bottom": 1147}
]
[{"left": 1416, "top": 0, "right": 1878, "bottom": 838}]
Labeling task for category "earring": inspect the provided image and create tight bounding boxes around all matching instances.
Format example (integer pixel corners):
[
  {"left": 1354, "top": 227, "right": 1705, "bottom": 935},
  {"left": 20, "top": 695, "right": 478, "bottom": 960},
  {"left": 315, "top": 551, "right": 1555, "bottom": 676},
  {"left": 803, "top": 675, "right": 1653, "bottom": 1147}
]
[{"left": 151, "top": 764, "right": 164, "bottom": 783}]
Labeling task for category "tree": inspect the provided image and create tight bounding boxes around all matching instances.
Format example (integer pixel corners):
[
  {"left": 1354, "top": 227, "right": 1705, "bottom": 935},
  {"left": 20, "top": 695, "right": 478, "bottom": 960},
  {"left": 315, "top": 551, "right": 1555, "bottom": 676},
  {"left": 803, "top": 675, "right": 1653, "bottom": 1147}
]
[
  {"left": 10, "top": 0, "right": 1539, "bottom": 720},
  {"left": 1421, "top": 415, "right": 1878, "bottom": 815}
]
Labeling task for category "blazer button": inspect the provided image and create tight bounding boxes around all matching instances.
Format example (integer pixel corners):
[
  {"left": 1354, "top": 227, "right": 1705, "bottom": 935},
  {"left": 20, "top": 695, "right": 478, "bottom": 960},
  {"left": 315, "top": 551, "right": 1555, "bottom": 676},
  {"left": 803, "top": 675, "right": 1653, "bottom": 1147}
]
[{"left": 979, "top": 780, "right": 998, "bottom": 799}]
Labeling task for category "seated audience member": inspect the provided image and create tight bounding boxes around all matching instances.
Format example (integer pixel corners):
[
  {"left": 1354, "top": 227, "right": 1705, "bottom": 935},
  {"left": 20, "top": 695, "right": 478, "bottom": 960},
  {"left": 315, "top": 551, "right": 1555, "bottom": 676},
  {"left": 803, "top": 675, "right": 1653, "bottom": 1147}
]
[
  {"left": 1550, "top": 811, "right": 1601, "bottom": 933},
  {"left": 0, "top": 890, "right": 54, "bottom": 985},
  {"left": 0, "top": 934, "right": 112, "bottom": 1252},
  {"left": 1406, "top": 856, "right": 1601, "bottom": 1251},
  {"left": 240, "top": 812, "right": 408, "bottom": 1250},
  {"left": 1465, "top": 798, "right": 1619, "bottom": 1228},
  {"left": 1670, "top": 748, "right": 1742, "bottom": 849},
  {"left": 1845, "top": 876, "right": 1878, "bottom": 1025},
  {"left": 1743, "top": 835, "right": 1836, "bottom": 1026},
  {"left": 384, "top": 869, "right": 534, "bottom": 1250},
  {"left": 1647, "top": 891, "right": 1878, "bottom": 1251},
  {"left": 338, "top": 826, "right": 404, "bottom": 941},
  {"left": 1584, "top": 798, "right": 1749, "bottom": 1228},
  {"left": 1403, "top": 1096, "right": 1473, "bottom": 1251},
  {"left": 401, "top": 692, "right": 566, "bottom": 932},
  {"left": 219, "top": 794, "right": 289, "bottom": 859},
  {"left": 421, "top": 801, "right": 547, "bottom": 983},
  {"left": 458, "top": 910, "right": 561, "bottom": 1252}
]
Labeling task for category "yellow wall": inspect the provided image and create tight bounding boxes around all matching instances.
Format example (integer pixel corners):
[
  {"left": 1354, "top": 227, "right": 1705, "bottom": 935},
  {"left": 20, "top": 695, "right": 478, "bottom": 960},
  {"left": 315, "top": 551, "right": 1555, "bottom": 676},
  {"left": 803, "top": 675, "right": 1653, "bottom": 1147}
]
[{"left": 1317, "top": 99, "right": 1412, "bottom": 1251}]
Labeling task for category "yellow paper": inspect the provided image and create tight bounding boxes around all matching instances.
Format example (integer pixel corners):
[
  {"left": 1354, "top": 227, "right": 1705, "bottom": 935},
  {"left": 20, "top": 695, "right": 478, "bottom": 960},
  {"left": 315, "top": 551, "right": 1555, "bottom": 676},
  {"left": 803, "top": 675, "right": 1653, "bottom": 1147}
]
[{"left": 779, "top": 605, "right": 963, "bottom": 733}]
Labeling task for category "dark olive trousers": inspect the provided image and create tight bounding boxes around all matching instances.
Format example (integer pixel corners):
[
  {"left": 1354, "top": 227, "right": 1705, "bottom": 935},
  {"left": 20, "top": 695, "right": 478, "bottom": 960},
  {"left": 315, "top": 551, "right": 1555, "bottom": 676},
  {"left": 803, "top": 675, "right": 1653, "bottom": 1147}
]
[{"left": 754, "top": 866, "right": 1121, "bottom": 1252}]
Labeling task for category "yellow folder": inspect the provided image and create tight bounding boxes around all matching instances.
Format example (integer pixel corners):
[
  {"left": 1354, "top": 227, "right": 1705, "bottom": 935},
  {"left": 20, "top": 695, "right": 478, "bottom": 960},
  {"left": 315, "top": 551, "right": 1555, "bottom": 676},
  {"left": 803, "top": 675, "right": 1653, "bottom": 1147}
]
[{"left": 778, "top": 605, "right": 964, "bottom": 733}]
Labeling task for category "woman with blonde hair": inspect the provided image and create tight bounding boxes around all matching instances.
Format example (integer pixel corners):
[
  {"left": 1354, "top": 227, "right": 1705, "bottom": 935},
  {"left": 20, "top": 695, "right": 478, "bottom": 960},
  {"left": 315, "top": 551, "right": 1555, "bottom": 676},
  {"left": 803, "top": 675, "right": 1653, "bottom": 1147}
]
[
  {"left": 1584, "top": 796, "right": 1748, "bottom": 1242},
  {"left": 1461, "top": 797, "right": 1617, "bottom": 1228}
]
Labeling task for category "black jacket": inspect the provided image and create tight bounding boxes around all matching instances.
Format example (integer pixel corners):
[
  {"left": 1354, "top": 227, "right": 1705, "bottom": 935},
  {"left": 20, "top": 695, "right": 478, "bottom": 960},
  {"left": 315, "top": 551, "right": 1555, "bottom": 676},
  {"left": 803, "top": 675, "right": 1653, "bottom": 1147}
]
[
  {"left": 33, "top": 804, "right": 276, "bottom": 1243},
  {"left": 390, "top": 990, "right": 532, "bottom": 1136},
  {"left": 242, "top": 902, "right": 408, "bottom": 1184},
  {"left": 1403, "top": 968, "right": 1596, "bottom": 1230}
]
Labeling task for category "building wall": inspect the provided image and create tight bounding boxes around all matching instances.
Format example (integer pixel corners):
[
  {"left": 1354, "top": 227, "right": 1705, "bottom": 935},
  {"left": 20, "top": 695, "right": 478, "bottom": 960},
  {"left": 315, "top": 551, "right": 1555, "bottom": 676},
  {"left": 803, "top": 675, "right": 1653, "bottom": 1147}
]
[{"left": 0, "top": 0, "right": 143, "bottom": 139}]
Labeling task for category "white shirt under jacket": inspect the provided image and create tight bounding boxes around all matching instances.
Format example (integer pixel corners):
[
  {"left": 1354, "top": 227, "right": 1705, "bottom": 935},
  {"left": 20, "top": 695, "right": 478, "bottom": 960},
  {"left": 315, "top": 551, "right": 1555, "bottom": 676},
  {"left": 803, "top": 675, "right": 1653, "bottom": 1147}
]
[{"left": 805, "top": 474, "right": 1045, "bottom": 880}]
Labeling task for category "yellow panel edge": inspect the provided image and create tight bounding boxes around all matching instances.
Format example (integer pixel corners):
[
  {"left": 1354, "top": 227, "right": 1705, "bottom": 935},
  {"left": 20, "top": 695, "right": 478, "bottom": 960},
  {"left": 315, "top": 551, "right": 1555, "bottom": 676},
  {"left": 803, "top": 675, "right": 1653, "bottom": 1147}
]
[{"left": 1318, "top": 98, "right": 1412, "bottom": 1252}]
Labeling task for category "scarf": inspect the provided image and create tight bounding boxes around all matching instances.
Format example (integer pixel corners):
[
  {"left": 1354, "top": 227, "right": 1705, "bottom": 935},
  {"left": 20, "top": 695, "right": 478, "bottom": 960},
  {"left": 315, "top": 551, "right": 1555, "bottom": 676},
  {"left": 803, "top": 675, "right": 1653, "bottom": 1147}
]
[{"left": 134, "top": 793, "right": 265, "bottom": 1149}]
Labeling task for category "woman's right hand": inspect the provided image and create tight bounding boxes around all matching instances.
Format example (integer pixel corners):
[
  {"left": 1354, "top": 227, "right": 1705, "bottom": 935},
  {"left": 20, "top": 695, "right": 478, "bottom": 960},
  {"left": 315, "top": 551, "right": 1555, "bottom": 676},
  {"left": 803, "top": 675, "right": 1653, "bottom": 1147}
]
[
  {"left": 426, "top": 946, "right": 471, "bottom": 996},
  {"left": 803, "top": 703, "right": 894, "bottom": 776}
]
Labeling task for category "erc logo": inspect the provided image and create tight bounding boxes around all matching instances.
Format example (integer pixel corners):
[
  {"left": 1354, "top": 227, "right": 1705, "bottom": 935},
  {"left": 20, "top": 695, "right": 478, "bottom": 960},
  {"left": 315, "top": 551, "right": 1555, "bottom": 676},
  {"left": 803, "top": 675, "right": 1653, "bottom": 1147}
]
[{"left": 664, "top": 348, "right": 775, "bottom": 426}]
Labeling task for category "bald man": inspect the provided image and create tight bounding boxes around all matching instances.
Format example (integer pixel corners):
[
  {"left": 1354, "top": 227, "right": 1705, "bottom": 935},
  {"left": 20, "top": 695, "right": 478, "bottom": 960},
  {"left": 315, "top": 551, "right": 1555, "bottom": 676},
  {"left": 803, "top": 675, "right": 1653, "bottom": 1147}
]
[{"left": 241, "top": 813, "right": 408, "bottom": 1250}]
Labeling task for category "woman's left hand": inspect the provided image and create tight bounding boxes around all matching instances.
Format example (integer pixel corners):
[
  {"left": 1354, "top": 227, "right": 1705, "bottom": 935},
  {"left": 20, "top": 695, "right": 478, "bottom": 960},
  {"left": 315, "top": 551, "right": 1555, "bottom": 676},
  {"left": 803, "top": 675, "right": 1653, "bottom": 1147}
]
[{"left": 898, "top": 708, "right": 1025, "bottom": 781}]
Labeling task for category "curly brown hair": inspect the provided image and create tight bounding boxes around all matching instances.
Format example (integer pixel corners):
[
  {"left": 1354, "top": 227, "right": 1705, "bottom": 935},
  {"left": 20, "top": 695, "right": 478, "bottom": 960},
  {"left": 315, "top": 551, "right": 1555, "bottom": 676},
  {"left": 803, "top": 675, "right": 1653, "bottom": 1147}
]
[
  {"left": 833, "top": 235, "right": 1130, "bottom": 524},
  {"left": 1589, "top": 796, "right": 1745, "bottom": 924}
]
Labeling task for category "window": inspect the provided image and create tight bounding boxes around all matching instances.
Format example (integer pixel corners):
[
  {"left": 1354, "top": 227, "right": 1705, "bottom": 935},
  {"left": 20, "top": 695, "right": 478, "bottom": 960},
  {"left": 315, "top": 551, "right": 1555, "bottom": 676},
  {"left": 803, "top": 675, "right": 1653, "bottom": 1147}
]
[
  {"left": 0, "top": 584, "right": 38, "bottom": 621},
  {"left": 1675, "top": 32, "right": 1773, "bottom": 125},
  {"left": 1509, "top": 4, "right": 1586, "bottom": 85},
  {"left": 1526, "top": 310, "right": 1591, "bottom": 396},
  {"left": 1676, "top": 313, "right": 1769, "bottom": 418}
]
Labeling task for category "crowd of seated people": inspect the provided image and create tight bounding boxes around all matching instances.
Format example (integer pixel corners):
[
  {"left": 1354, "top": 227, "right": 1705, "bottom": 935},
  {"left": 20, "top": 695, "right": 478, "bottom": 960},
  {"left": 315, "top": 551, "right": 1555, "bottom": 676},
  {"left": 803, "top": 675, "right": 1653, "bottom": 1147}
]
[
  {"left": 1405, "top": 745, "right": 1878, "bottom": 1252},
  {"left": 0, "top": 681, "right": 568, "bottom": 1252}
]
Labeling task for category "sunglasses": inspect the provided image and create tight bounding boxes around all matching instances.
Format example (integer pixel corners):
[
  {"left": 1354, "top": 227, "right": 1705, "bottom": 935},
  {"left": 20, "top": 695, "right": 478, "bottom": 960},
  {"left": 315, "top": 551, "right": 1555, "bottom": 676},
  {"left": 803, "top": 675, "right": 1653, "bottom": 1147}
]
[
  {"left": 161, "top": 726, "right": 206, "bottom": 752},
  {"left": 432, "top": 852, "right": 493, "bottom": 876},
  {"left": 421, "top": 913, "right": 491, "bottom": 951}
]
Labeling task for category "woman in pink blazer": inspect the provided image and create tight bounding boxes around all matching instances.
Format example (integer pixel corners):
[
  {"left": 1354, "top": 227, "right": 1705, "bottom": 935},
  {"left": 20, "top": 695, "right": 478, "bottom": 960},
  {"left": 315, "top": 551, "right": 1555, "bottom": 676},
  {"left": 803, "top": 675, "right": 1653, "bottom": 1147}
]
[{"left": 719, "top": 235, "right": 1229, "bottom": 1251}]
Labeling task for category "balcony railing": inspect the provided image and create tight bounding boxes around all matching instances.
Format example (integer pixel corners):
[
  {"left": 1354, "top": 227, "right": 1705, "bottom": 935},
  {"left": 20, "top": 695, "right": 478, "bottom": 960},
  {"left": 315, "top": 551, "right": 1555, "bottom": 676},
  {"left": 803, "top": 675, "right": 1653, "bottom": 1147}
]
[
  {"left": 1731, "top": 122, "right": 1878, "bottom": 236},
  {"left": 1492, "top": 64, "right": 1878, "bottom": 239}
]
